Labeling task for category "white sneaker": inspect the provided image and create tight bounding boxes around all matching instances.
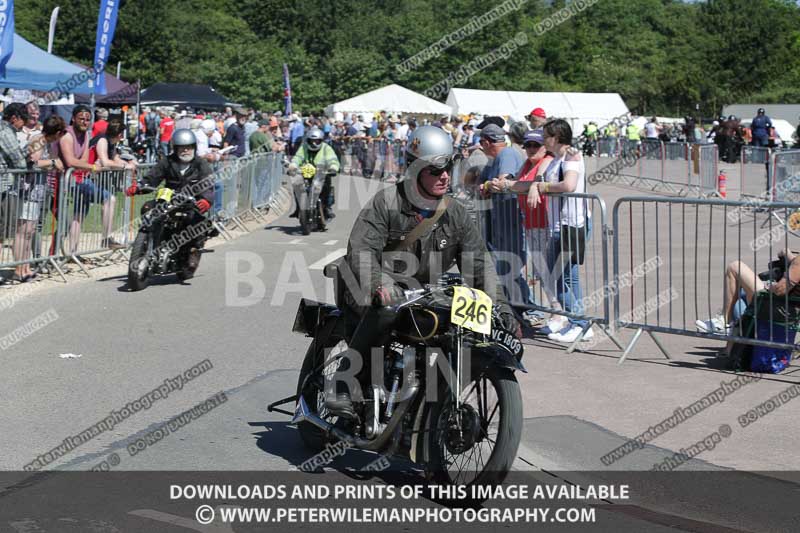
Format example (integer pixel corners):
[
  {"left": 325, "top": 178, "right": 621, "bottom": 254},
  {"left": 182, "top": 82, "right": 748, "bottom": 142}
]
[
  {"left": 696, "top": 316, "right": 730, "bottom": 335},
  {"left": 548, "top": 325, "right": 594, "bottom": 343},
  {"left": 544, "top": 315, "right": 568, "bottom": 333}
]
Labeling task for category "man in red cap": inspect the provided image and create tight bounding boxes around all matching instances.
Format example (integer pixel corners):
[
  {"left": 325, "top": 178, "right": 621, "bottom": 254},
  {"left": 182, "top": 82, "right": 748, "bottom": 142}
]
[{"left": 528, "top": 107, "right": 547, "bottom": 129}]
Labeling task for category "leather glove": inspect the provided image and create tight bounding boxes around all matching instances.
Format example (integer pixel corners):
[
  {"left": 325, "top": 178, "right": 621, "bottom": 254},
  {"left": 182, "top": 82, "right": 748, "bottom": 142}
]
[
  {"left": 497, "top": 303, "right": 522, "bottom": 339},
  {"left": 125, "top": 184, "right": 139, "bottom": 197},
  {"left": 372, "top": 285, "right": 405, "bottom": 307},
  {"left": 196, "top": 199, "right": 211, "bottom": 214}
]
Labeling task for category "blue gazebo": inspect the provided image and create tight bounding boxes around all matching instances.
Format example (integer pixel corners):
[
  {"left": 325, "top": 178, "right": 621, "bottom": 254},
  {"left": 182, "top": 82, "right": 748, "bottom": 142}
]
[{"left": 0, "top": 34, "right": 93, "bottom": 93}]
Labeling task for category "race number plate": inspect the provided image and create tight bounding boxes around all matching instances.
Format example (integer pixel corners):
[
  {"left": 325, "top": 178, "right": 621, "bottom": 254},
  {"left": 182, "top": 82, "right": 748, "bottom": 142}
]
[
  {"left": 451, "top": 286, "right": 492, "bottom": 334},
  {"left": 156, "top": 188, "right": 174, "bottom": 202}
]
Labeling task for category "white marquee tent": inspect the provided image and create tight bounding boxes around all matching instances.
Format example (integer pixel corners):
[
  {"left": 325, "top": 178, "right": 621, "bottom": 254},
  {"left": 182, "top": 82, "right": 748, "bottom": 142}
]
[
  {"left": 325, "top": 84, "right": 453, "bottom": 118},
  {"left": 445, "top": 88, "right": 630, "bottom": 131}
]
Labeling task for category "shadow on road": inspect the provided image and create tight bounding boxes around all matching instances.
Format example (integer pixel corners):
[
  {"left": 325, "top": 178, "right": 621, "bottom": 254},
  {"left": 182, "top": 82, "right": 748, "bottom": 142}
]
[
  {"left": 264, "top": 224, "right": 305, "bottom": 236},
  {"left": 111, "top": 274, "right": 194, "bottom": 292},
  {"left": 250, "top": 420, "right": 426, "bottom": 483}
]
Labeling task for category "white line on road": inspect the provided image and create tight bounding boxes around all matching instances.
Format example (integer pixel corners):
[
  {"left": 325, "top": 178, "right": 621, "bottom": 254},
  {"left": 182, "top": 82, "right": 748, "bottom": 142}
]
[
  {"left": 323, "top": 240, "right": 338, "bottom": 246},
  {"left": 309, "top": 249, "right": 347, "bottom": 270},
  {"left": 289, "top": 238, "right": 302, "bottom": 245}
]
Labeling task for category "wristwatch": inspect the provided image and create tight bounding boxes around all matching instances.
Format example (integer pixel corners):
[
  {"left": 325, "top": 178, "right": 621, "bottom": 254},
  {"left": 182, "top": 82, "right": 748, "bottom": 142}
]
[{"left": 50, "top": 159, "right": 55, "bottom": 169}]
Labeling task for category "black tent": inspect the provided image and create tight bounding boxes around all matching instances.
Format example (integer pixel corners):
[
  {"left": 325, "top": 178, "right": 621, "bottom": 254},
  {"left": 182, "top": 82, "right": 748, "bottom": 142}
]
[{"left": 139, "top": 82, "right": 239, "bottom": 109}]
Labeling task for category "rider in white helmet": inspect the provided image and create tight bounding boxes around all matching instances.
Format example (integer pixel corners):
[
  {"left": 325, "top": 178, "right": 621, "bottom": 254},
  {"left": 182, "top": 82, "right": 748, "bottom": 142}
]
[
  {"left": 324, "top": 125, "right": 520, "bottom": 418},
  {"left": 289, "top": 126, "right": 340, "bottom": 219}
]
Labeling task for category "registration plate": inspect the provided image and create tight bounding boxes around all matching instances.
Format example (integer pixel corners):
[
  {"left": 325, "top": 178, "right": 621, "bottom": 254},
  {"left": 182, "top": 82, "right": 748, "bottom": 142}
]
[
  {"left": 450, "top": 286, "right": 492, "bottom": 334},
  {"left": 488, "top": 327, "right": 523, "bottom": 358}
]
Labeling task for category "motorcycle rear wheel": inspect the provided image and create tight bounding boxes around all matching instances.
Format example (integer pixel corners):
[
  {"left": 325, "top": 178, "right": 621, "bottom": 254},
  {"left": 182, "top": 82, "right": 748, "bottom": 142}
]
[
  {"left": 127, "top": 232, "right": 151, "bottom": 291},
  {"left": 425, "top": 366, "right": 522, "bottom": 490}
]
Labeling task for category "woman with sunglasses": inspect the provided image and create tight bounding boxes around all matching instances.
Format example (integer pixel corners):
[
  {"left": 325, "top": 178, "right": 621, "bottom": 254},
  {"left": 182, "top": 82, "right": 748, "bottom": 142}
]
[{"left": 485, "top": 130, "right": 565, "bottom": 332}]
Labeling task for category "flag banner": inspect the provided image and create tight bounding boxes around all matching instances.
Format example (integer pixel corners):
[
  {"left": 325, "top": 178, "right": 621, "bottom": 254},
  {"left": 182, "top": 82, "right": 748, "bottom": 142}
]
[
  {"left": 0, "top": 0, "right": 14, "bottom": 77},
  {"left": 283, "top": 63, "right": 292, "bottom": 116},
  {"left": 92, "top": 0, "right": 120, "bottom": 94}
]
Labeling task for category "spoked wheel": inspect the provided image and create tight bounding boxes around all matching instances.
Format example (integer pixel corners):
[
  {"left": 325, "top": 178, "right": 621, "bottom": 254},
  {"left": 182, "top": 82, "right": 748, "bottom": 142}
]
[
  {"left": 299, "top": 209, "right": 312, "bottom": 235},
  {"left": 426, "top": 366, "right": 522, "bottom": 489},
  {"left": 317, "top": 201, "right": 327, "bottom": 231},
  {"left": 298, "top": 191, "right": 312, "bottom": 235},
  {"left": 295, "top": 337, "right": 349, "bottom": 452},
  {"left": 127, "top": 232, "right": 152, "bottom": 291}
]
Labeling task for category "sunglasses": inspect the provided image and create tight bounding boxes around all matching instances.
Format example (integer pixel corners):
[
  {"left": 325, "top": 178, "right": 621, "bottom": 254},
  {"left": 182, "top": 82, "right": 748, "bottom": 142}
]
[
  {"left": 424, "top": 163, "right": 453, "bottom": 177},
  {"left": 523, "top": 142, "right": 542, "bottom": 149}
]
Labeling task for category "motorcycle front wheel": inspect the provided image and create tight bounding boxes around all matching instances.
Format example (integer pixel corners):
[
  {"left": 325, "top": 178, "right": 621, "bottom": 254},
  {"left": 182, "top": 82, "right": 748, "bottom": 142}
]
[
  {"left": 127, "top": 231, "right": 152, "bottom": 291},
  {"left": 298, "top": 209, "right": 312, "bottom": 235},
  {"left": 425, "top": 365, "right": 522, "bottom": 489},
  {"left": 295, "top": 336, "right": 349, "bottom": 452}
]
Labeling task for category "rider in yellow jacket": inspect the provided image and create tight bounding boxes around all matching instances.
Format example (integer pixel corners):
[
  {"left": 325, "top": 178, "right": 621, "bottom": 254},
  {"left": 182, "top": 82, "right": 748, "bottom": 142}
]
[{"left": 289, "top": 127, "right": 341, "bottom": 219}]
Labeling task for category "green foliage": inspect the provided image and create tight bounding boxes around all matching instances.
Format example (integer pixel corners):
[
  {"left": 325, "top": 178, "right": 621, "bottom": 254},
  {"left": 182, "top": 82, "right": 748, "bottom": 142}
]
[{"left": 13, "top": 0, "right": 800, "bottom": 114}]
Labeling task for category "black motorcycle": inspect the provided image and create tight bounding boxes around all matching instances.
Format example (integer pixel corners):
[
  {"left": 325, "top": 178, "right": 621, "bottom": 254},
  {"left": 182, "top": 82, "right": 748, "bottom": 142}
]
[
  {"left": 127, "top": 186, "right": 217, "bottom": 291},
  {"left": 291, "top": 163, "right": 334, "bottom": 235},
  {"left": 274, "top": 271, "right": 525, "bottom": 493}
]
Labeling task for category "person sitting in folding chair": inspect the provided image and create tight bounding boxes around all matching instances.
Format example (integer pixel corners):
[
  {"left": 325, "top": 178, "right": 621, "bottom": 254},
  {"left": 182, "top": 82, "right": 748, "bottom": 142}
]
[{"left": 697, "top": 248, "right": 800, "bottom": 336}]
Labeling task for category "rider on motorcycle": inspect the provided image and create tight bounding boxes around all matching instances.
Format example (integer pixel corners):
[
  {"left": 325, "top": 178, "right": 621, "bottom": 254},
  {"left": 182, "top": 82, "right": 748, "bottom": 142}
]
[
  {"left": 125, "top": 128, "right": 214, "bottom": 273},
  {"left": 325, "top": 125, "right": 521, "bottom": 418},
  {"left": 288, "top": 127, "right": 340, "bottom": 219}
]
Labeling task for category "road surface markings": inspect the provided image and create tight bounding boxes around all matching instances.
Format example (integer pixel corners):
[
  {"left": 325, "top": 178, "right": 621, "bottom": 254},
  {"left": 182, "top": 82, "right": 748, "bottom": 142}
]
[{"left": 309, "top": 249, "right": 347, "bottom": 270}]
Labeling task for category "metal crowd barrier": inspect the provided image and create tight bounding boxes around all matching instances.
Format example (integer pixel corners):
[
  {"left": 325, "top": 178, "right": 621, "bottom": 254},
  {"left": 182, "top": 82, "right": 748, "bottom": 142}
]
[
  {"left": 466, "top": 184, "right": 620, "bottom": 353},
  {"left": 638, "top": 139, "right": 665, "bottom": 189},
  {"left": 587, "top": 140, "right": 697, "bottom": 195},
  {"left": 0, "top": 168, "right": 66, "bottom": 280},
  {"left": 664, "top": 142, "right": 690, "bottom": 161},
  {"left": 613, "top": 195, "right": 800, "bottom": 365},
  {"left": 58, "top": 167, "right": 130, "bottom": 274},
  {"left": 596, "top": 138, "right": 621, "bottom": 158},
  {"left": 697, "top": 144, "right": 720, "bottom": 198},
  {"left": 1, "top": 152, "right": 288, "bottom": 284},
  {"left": 764, "top": 150, "right": 800, "bottom": 237},
  {"left": 770, "top": 150, "right": 800, "bottom": 202},
  {"left": 332, "top": 138, "right": 407, "bottom": 180},
  {"left": 739, "top": 146, "right": 771, "bottom": 201}
]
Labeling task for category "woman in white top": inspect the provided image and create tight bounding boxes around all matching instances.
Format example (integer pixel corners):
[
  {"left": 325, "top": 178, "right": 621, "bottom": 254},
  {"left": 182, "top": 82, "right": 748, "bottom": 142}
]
[{"left": 529, "top": 119, "right": 593, "bottom": 343}]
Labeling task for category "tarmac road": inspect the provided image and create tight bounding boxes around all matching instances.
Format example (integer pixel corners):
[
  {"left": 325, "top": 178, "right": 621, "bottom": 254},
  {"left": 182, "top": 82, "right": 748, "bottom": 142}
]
[{"left": 0, "top": 174, "right": 796, "bottom": 533}]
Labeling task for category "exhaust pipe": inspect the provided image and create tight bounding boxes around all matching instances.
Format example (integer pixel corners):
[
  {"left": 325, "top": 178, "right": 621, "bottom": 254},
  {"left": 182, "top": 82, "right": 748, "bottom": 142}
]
[
  {"left": 292, "top": 396, "right": 356, "bottom": 445},
  {"left": 291, "top": 396, "right": 332, "bottom": 432},
  {"left": 290, "top": 385, "right": 419, "bottom": 452}
]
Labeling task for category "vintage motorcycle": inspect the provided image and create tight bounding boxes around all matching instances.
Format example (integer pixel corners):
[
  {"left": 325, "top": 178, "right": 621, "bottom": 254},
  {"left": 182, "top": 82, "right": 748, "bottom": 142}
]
[
  {"left": 291, "top": 162, "right": 334, "bottom": 235},
  {"left": 271, "top": 270, "right": 525, "bottom": 492},
  {"left": 127, "top": 186, "right": 217, "bottom": 291}
]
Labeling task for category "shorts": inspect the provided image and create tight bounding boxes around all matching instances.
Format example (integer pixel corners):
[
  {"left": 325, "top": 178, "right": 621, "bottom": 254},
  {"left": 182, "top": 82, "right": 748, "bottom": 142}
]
[
  {"left": 71, "top": 179, "right": 111, "bottom": 218},
  {"left": 17, "top": 184, "right": 46, "bottom": 222}
]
